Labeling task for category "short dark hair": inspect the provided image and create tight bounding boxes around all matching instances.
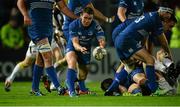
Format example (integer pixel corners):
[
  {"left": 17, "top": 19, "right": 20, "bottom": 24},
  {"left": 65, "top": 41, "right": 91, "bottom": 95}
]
[{"left": 82, "top": 7, "right": 94, "bottom": 15}]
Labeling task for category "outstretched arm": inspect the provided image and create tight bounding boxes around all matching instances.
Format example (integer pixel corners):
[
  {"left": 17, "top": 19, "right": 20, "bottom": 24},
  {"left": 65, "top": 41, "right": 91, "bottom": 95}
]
[
  {"left": 87, "top": 3, "right": 114, "bottom": 23},
  {"left": 158, "top": 33, "right": 172, "bottom": 60}
]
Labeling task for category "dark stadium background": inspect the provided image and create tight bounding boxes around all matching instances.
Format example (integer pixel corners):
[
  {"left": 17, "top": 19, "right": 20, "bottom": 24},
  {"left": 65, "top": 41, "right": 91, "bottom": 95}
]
[{"left": 0, "top": 0, "right": 179, "bottom": 82}]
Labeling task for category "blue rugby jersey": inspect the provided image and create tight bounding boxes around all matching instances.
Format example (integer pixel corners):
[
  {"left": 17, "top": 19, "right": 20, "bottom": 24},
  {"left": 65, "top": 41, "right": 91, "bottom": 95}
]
[
  {"left": 68, "top": 19, "right": 105, "bottom": 51},
  {"left": 120, "top": 12, "right": 163, "bottom": 41}
]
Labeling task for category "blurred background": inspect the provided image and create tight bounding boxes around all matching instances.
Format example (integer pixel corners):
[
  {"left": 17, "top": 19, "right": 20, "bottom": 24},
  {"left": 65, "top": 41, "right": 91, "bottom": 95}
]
[{"left": 0, "top": 0, "right": 180, "bottom": 82}]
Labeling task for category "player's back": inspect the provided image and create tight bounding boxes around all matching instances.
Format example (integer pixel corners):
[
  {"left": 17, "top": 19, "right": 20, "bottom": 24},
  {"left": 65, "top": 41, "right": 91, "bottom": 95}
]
[
  {"left": 112, "top": 19, "right": 134, "bottom": 42},
  {"left": 121, "top": 12, "right": 163, "bottom": 40}
]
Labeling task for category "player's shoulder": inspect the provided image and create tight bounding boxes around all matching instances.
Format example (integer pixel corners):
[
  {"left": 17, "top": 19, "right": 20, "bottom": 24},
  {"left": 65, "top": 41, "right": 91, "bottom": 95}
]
[{"left": 69, "top": 19, "right": 80, "bottom": 28}]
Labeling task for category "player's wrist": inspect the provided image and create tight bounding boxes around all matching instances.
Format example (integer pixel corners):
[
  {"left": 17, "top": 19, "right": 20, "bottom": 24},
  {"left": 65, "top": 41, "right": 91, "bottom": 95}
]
[{"left": 105, "top": 17, "right": 113, "bottom": 23}]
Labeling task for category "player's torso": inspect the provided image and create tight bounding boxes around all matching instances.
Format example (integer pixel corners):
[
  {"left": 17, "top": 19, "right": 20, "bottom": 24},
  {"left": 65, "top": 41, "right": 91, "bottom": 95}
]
[
  {"left": 73, "top": 20, "right": 97, "bottom": 49},
  {"left": 121, "top": 12, "right": 161, "bottom": 40}
]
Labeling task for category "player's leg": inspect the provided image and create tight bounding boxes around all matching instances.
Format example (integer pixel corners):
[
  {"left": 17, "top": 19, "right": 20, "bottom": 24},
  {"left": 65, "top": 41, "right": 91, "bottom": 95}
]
[
  {"left": 154, "top": 72, "right": 175, "bottom": 95},
  {"left": 104, "top": 65, "right": 129, "bottom": 96},
  {"left": 65, "top": 51, "right": 79, "bottom": 97},
  {"left": 77, "top": 64, "right": 90, "bottom": 95},
  {"left": 5, "top": 41, "right": 36, "bottom": 91},
  {"left": 43, "top": 41, "right": 64, "bottom": 92},
  {"left": 133, "top": 48, "right": 158, "bottom": 93},
  {"left": 35, "top": 38, "right": 65, "bottom": 95}
]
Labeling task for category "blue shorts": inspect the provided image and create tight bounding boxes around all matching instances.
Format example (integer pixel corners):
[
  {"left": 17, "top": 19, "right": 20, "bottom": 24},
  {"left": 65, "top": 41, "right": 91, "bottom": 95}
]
[
  {"left": 65, "top": 40, "right": 91, "bottom": 65},
  {"left": 114, "top": 32, "right": 143, "bottom": 60},
  {"left": 28, "top": 25, "right": 53, "bottom": 44}
]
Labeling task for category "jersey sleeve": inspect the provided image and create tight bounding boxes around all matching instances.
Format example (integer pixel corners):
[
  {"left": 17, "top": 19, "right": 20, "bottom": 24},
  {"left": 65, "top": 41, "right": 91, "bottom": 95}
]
[
  {"left": 118, "top": 0, "right": 128, "bottom": 8},
  {"left": 69, "top": 20, "right": 79, "bottom": 39},
  {"left": 94, "top": 21, "right": 105, "bottom": 40},
  {"left": 153, "top": 14, "right": 163, "bottom": 36}
]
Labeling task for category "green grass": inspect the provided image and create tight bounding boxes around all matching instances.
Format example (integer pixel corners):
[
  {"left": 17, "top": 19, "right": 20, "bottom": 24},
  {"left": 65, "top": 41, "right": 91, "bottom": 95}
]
[{"left": 0, "top": 82, "right": 180, "bottom": 106}]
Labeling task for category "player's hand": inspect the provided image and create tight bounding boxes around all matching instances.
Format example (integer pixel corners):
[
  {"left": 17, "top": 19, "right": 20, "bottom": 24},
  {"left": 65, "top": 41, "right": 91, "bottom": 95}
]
[
  {"left": 80, "top": 47, "right": 88, "bottom": 54},
  {"left": 24, "top": 15, "right": 32, "bottom": 25}
]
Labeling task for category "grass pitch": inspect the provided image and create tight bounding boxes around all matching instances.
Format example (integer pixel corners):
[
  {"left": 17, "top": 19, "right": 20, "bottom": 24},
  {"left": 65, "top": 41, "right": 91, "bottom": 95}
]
[{"left": 0, "top": 82, "right": 180, "bottom": 106}]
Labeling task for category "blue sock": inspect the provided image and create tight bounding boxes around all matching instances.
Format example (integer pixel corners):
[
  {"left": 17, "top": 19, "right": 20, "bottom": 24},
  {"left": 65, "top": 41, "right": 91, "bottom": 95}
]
[
  {"left": 32, "top": 65, "right": 43, "bottom": 91},
  {"left": 107, "top": 68, "right": 128, "bottom": 92},
  {"left": 66, "top": 68, "right": 77, "bottom": 93},
  {"left": 145, "top": 65, "right": 158, "bottom": 92},
  {"left": 132, "top": 88, "right": 142, "bottom": 94},
  {"left": 46, "top": 66, "right": 60, "bottom": 88},
  {"left": 78, "top": 80, "right": 88, "bottom": 91}
]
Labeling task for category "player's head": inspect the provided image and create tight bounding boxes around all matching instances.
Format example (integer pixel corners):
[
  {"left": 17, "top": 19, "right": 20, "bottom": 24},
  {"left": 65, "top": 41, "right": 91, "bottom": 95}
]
[
  {"left": 162, "top": 14, "right": 177, "bottom": 32},
  {"left": 158, "top": 6, "right": 174, "bottom": 22},
  {"left": 80, "top": 7, "right": 94, "bottom": 27},
  {"left": 101, "top": 78, "right": 113, "bottom": 92}
]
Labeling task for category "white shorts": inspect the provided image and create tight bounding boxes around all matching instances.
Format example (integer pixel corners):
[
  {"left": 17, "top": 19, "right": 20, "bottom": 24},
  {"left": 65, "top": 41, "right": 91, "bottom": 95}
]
[{"left": 26, "top": 41, "right": 37, "bottom": 59}]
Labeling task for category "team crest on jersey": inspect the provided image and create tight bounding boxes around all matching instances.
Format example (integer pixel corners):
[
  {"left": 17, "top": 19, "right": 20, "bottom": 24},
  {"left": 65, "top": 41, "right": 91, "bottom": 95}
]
[{"left": 133, "top": 1, "right": 137, "bottom": 6}]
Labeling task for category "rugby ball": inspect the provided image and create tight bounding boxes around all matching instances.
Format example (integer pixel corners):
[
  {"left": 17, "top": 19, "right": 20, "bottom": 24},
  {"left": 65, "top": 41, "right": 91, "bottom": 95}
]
[{"left": 92, "top": 46, "right": 107, "bottom": 61}]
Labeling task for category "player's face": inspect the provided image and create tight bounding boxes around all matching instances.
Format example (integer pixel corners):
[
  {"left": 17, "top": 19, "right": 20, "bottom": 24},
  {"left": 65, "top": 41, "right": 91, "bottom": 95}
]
[
  {"left": 163, "top": 20, "right": 176, "bottom": 32},
  {"left": 81, "top": 13, "right": 93, "bottom": 27},
  {"left": 161, "top": 12, "right": 172, "bottom": 22}
]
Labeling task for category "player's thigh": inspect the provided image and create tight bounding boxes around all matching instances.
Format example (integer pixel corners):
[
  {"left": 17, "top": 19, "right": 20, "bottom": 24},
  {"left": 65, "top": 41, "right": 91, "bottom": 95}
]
[
  {"left": 52, "top": 46, "right": 63, "bottom": 61},
  {"left": 65, "top": 51, "right": 77, "bottom": 69},
  {"left": 133, "top": 48, "right": 154, "bottom": 65}
]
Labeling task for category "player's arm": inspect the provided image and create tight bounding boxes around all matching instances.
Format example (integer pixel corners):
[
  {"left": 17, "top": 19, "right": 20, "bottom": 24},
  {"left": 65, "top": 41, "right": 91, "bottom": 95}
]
[
  {"left": 86, "top": 3, "right": 114, "bottom": 23},
  {"left": 72, "top": 37, "right": 87, "bottom": 54},
  {"left": 117, "top": 6, "right": 127, "bottom": 22},
  {"left": 17, "top": 0, "right": 32, "bottom": 25},
  {"left": 56, "top": 0, "right": 78, "bottom": 19},
  {"left": 157, "top": 33, "right": 172, "bottom": 60}
]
